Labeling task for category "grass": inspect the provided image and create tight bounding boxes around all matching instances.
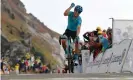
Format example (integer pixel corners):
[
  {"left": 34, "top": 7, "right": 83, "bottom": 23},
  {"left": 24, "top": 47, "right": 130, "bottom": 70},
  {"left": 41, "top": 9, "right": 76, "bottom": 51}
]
[
  {"left": 1, "top": 21, "right": 21, "bottom": 42},
  {"left": 32, "top": 36, "right": 58, "bottom": 66}
]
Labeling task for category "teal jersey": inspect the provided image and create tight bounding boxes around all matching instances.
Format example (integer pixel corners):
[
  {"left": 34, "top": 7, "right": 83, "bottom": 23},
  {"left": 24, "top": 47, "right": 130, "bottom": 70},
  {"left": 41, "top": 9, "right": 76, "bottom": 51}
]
[{"left": 67, "top": 11, "right": 82, "bottom": 31}]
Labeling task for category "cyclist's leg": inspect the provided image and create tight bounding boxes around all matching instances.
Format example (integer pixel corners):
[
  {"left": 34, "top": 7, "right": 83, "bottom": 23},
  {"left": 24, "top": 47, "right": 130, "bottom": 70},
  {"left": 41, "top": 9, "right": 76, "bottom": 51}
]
[
  {"left": 62, "top": 29, "right": 71, "bottom": 58},
  {"left": 70, "top": 31, "right": 80, "bottom": 66},
  {"left": 71, "top": 31, "right": 78, "bottom": 60},
  {"left": 71, "top": 33, "right": 80, "bottom": 54},
  {"left": 64, "top": 30, "right": 77, "bottom": 73},
  {"left": 70, "top": 30, "right": 77, "bottom": 50},
  {"left": 73, "top": 53, "right": 79, "bottom": 65}
]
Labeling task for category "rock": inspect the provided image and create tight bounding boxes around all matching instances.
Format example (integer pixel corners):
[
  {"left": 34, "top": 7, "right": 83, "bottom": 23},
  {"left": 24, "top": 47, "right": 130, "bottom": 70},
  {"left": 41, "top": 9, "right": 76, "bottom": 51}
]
[{"left": 1, "top": 36, "right": 29, "bottom": 66}]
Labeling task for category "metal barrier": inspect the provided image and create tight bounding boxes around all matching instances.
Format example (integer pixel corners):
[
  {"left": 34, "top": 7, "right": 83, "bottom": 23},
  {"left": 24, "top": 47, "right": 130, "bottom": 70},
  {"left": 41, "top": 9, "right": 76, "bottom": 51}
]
[{"left": 82, "top": 39, "right": 133, "bottom": 73}]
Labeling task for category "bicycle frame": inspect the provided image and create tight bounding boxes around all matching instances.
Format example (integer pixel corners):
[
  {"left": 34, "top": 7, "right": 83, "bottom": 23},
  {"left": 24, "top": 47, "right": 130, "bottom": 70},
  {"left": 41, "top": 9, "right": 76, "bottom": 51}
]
[
  {"left": 60, "top": 35, "right": 80, "bottom": 73},
  {"left": 60, "top": 35, "right": 75, "bottom": 73},
  {"left": 60, "top": 35, "right": 74, "bottom": 55},
  {"left": 66, "top": 37, "right": 74, "bottom": 73},
  {"left": 66, "top": 37, "right": 73, "bottom": 55}
]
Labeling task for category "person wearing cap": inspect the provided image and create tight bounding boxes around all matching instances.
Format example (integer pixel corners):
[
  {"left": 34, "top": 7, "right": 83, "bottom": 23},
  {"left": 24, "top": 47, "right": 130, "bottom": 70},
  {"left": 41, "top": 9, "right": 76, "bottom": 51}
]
[{"left": 96, "top": 26, "right": 102, "bottom": 32}]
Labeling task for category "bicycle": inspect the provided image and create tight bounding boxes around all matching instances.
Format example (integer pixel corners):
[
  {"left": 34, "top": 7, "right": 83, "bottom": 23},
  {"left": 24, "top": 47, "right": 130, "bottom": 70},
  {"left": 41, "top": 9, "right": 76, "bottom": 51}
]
[{"left": 60, "top": 35, "right": 79, "bottom": 73}]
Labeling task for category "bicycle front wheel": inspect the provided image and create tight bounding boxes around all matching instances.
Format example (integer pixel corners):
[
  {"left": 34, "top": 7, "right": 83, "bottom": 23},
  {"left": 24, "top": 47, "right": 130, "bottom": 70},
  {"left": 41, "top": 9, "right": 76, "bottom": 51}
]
[{"left": 67, "top": 46, "right": 74, "bottom": 73}]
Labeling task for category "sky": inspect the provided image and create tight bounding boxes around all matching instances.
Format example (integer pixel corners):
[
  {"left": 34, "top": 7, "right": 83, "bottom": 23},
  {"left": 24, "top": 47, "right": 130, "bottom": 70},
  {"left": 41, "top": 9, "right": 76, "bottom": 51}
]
[{"left": 20, "top": 0, "right": 133, "bottom": 40}]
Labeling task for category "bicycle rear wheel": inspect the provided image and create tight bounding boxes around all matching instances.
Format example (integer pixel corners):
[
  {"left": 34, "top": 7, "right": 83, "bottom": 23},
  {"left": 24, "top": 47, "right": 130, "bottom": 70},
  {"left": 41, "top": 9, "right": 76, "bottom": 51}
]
[{"left": 68, "top": 53, "right": 71, "bottom": 73}]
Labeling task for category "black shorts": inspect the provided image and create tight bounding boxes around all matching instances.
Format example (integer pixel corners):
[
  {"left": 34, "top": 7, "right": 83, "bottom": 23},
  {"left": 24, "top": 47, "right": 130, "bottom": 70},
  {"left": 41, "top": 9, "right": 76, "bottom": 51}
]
[{"left": 63, "top": 29, "right": 76, "bottom": 40}]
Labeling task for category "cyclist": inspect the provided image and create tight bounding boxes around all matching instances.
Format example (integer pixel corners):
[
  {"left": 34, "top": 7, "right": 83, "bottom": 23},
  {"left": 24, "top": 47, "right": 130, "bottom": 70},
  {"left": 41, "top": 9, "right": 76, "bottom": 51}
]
[{"left": 59, "top": 3, "right": 83, "bottom": 61}]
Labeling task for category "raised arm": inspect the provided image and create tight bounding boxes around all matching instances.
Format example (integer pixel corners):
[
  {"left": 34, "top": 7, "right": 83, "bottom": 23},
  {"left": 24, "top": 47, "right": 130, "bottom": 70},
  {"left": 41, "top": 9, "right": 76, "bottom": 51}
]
[{"left": 64, "top": 3, "right": 75, "bottom": 16}]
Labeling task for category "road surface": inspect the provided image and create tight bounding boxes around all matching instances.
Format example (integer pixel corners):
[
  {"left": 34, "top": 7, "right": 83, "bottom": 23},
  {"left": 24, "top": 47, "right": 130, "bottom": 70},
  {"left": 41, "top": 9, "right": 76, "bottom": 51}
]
[{"left": 1, "top": 72, "right": 133, "bottom": 80}]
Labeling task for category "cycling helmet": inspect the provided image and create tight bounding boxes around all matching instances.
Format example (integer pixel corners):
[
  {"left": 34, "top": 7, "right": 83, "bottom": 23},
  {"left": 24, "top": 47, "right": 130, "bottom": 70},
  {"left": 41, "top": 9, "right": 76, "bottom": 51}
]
[{"left": 74, "top": 5, "right": 83, "bottom": 14}]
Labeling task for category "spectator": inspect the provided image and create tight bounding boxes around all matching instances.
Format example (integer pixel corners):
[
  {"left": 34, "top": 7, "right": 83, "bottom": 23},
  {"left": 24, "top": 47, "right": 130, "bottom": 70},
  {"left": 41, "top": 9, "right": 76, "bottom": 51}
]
[
  {"left": 25, "top": 52, "right": 31, "bottom": 60},
  {"left": 89, "top": 31, "right": 101, "bottom": 54},
  {"left": 91, "top": 31, "right": 102, "bottom": 60},
  {"left": 57, "top": 68, "right": 60, "bottom": 73},
  {"left": 107, "top": 27, "right": 112, "bottom": 34},
  {"left": 96, "top": 26, "right": 102, "bottom": 32},
  {"left": 25, "top": 60, "right": 29, "bottom": 72},
  {"left": 102, "top": 29, "right": 108, "bottom": 38},
  {"left": 82, "top": 26, "right": 113, "bottom": 61},
  {"left": 62, "top": 64, "right": 68, "bottom": 73},
  {"left": 83, "top": 31, "right": 91, "bottom": 42},
  {"left": 1, "top": 60, "right": 4, "bottom": 73},
  {"left": 107, "top": 27, "right": 112, "bottom": 45},
  {"left": 30, "top": 54, "right": 35, "bottom": 70},
  {"left": 20, "top": 59, "right": 26, "bottom": 72},
  {"left": 93, "top": 30, "right": 99, "bottom": 42},
  {"left": 36, "top": 57, "right": 41, "bottom": 64},
  {"left": 41, "top": 65, "right": 46, "bottom": 73},
  {"left": 4, "top": 67, "right": 9, "bottom": 74},
  {"left": 7, "top": 64, "right": 11, "bottom": 73},
  {"left": 98, "top": 31, "right": 109, "bottom": 52},
  {"left": 83, "top": 31, "right": 95, "bottom": 48},
  {"left": 15, "top": 63, "right": 19, "bottom": 74},
  {"left": 3, "top": 64, "right": 7, "bottom": 74}
]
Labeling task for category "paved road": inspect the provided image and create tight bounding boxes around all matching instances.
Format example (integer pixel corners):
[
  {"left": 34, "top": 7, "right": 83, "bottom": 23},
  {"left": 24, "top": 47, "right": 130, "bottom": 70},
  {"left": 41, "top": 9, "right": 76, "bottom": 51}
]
[{"left": 1, "top": 73, "right": 133, "bottom": 80}]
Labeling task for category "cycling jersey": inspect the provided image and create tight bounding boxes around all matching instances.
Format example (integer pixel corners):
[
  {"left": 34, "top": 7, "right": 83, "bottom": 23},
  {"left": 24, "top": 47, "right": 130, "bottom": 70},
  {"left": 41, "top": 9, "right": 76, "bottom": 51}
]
[{"left": 67, "top": 11, "right": 82, "bottom": 31}]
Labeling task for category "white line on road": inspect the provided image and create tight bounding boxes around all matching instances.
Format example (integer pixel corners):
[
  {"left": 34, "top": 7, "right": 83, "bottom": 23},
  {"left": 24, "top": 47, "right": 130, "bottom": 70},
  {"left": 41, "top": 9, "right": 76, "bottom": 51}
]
[{"left": 9, "top": 77, "right": 133, "bottom": 80}]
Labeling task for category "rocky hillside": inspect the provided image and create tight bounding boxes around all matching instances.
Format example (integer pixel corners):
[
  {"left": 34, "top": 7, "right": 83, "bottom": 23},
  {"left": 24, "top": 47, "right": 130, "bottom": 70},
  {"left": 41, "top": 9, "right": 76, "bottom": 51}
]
[{"left": 1, "top": 0, "right": 65, "bottom": 69}]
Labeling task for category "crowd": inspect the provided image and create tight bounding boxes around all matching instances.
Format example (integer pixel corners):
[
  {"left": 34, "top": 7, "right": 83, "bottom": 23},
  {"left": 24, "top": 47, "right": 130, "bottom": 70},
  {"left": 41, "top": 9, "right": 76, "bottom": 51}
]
[
  {"left": 0, "top": 52, "right": 50, "bottom": 74},
  {"left": 59, "top": 26, "right": 112, "bottom": 73},
  {"left": 0, "top": 58, "right": 11, "bottom": 74},
  {"left": 83, "top": 26, "right": 112, "bottom": 60},
  {"left": 1, "top": 26, "right": 112, "bottom": 74},
  {"left": 15, "top": 52, "right": 50, "bottom": 74}
]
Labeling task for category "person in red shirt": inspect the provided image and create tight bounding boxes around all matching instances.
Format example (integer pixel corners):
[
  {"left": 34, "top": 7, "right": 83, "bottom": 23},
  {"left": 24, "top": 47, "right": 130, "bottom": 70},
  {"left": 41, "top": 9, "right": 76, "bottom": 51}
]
[
  {"left": 25, "top": 60, "right": 28, "bottom": 72},
  {"left": 57, "top": 69, "right": 60, "bottom": 73},
  {"left": 41, "top": 65, "right": 47, "bottom": 73}
]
